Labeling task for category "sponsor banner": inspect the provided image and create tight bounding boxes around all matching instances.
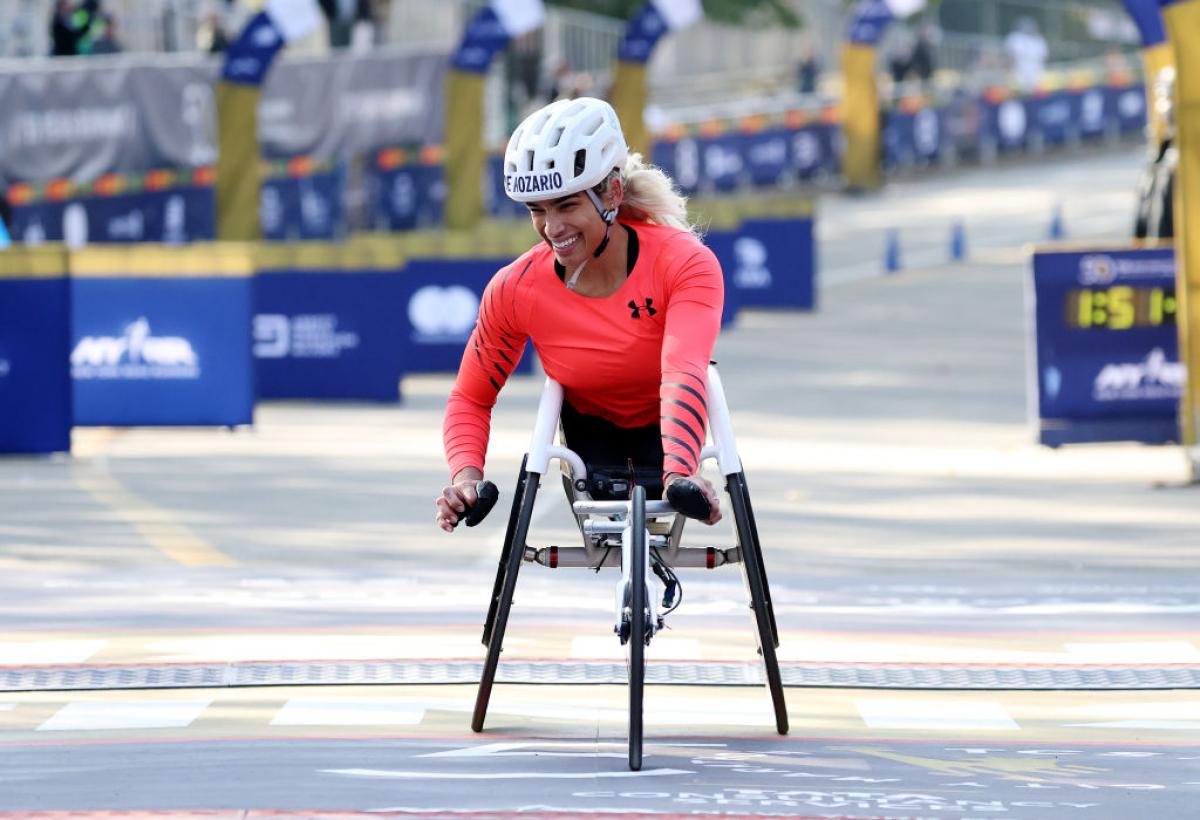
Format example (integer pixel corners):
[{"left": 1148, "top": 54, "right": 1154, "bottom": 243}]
[
  {"left": 982, "top": 97, "right": 1031, "bottom": 152},
  {"left": 486, "top": 155, "right": 532, "bottom": 218},
  {"left": 71, "top": 277, "right": 254, "bottom": 426},
  {"left": 372, "top": 164, "right": 446, "bottom": 231},
  {"left": 1029, "top": 246, "right": 1179, "bottom": 445},
  {"left": 259, "top": 51, "right": 444, "bottom": 161},
  {"left": 0, "top": 277, "right": 72, "bottom": 453},
  {"left": 1028, "top": 91, "right": 1078, "bottom": 146},
  {"left": 398, "top": 259, "right": 535, "bottom": 374},
  {"left": 706, "top": 217, "right": 815, "bottom": 312},
  {"left": 0, "top": 61, "right": 218, "bottom": 186},
  {"left": 260, "top": 168, "right": 345, "bottom": 241},
  {"left": 883, "top": 106, "right": 945, "bottom": 168},
  {"left": 700, "top": 134, "right": 745, "bottom": 192},
  {"left": 1108, "top": 84, "right": 1147, "bottom": 134},
  {"left": 0, "top": 51, "right": 443, "bottom": 190},
  {"left": 9, "top": 187, "right": 214, "bottom": 247},
  {"left": 741, "top": 128, "right": 791, "bottom": 187},
  {"left": 254, "top": 270, "right": 405, "bottom": 401},
  {"left": 1076, "top": 86, "right": 1111, "bottom": 138}
]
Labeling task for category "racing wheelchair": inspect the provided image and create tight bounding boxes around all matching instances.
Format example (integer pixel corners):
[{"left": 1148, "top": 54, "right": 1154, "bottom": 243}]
[{"left": 463, "top": 365, "right": 787, "bottom": 770}]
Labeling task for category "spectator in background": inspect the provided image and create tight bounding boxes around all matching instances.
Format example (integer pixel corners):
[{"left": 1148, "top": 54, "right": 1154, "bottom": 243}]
[
  {"left": 319, "top": 0, "right": 374, "bottom": 51},
  {"left": 0, "top": 193, "right": 12, "bottom": 250},
  {"left": 796, "top": 37, "right": 820, "bottom": 95},
  {"left": 1004, "top": 16, "right": 1048, "bottom": 92},
  {"left": 886, "top": 27, "right": 913, "bottom": 87},
  {"left": 88, "top": 13, "right": 121, "bottom": 54},
  {"left": 50, "top": 0, "right": 81, "bottom": 56},
  {"left": 909, "top": 23, "right": 938, "bottom": 88},
  {"left": 200, "top": 12, "right": 230, "bottom": 53}
]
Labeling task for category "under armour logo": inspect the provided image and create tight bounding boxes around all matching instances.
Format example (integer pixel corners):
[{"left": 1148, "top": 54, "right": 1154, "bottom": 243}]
[{"left": 628, "top": 298, "right": 656, "bottom": 319}]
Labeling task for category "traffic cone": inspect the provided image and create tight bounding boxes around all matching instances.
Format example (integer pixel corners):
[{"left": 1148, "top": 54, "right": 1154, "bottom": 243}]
[
  {"left": 885, "top": 228, "right": 902, "bottom": 274},
  {"left": 950, "top": 219, "right": 966, "bottom": 261},
  {"left": 1049, "top": 202, "right": 1065, "bottom": 240}
]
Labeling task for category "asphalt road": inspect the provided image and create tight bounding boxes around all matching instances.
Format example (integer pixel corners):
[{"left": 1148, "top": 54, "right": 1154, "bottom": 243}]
[{"left": 1, "top": 145, "right": 1198, "bottom": 819}]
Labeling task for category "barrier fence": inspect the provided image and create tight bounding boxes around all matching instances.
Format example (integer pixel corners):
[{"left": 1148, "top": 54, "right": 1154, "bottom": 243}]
[
  {"left": 0, "top": 200, "right": 816, "bottom": 454},
  {"left": 2, "top": 73, "right": 1145, "bottom": 247}
]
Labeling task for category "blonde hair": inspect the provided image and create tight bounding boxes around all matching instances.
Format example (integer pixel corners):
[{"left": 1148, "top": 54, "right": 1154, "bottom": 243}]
[{"left": 602, "top": 153, "right": 696, "bottom": 236}]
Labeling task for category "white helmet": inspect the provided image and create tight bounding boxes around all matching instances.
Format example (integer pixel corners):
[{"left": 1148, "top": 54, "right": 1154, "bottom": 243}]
[{"left": 503, "top": 97, "right": 629, "bottom": 203}]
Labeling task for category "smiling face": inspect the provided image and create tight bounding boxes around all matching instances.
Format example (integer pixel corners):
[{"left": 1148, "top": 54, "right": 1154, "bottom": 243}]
[{"left": 526, "top": 178, "right": 621, "bottom": 269}]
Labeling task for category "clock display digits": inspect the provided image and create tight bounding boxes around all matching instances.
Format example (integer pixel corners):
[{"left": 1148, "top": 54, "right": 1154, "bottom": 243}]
[{"left": 1065, "top": 286, "right": 1177, "bottom": 330}]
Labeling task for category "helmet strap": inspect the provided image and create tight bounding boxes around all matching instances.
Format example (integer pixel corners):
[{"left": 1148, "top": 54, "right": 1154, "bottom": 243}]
[{"left": 565, "top": 184, "right": 618, "bottom": 291}]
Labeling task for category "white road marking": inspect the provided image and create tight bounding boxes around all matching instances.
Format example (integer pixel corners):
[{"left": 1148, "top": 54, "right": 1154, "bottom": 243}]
[
  {"left": 0, "top": 640, "right": 106, "bottom": 665},
  {"left": 855, "top": 698, "right": 1019, "bottom": 731},
  {"left": 1063, "top": 641, "right": 1200, "bottom": 663},
  {"left": 570, "top": 636, "right": 702, "bottom": 660},
  {"left": 271, "top": 698, "right": 426, "bottom": 726},
  {"left": 1067, "top": 720, "right": 1200, "bottom": 730},
  {"left": 323, "top": 767, "right": 693, "bottom": 779},
  {"left": 141, "top": 634, "right": 524, "bottom": 662},
  {"left": 37, "top": 700, "right": 211, "bottom": 731},
  {"left": 422, "top": 740, "right": 727, "bottom": 759}
]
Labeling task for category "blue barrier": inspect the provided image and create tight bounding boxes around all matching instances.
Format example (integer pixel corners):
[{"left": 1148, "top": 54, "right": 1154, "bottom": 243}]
[
  {"left": 372, "top": 164, "right": 446, "bottom": 230},
  {"left": 71, "top": 248, "right": 255, "bottom": 427},
  {"left": 261, "top": 167, "right": 346, "bottom": 241},
  {"left": 1029, "top": 245, "right": 1180, "bottom": 446},
  {"left": 9, "top": 187, "right": 214, "bottom": 246},
  {"left": 254, "top": 268, "right": 406, "bottom": 401},
  {"left": 0, "top": 249, "right": 72, "bottom": 453},
  {"left": 397, "top": 257, "right": 536, "bottom": 375},
  {"left": 706, "top": 216, "right": 816, "bottom": 312}
]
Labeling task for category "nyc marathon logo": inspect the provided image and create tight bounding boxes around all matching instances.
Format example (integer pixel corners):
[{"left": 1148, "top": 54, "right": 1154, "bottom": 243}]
[{"left": 71, "top": 317, "right": 200, "bottom": 381}]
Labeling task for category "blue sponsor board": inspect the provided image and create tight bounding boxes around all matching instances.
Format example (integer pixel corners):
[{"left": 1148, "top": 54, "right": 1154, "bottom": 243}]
[
  {"left": 373, "top": 164, "right": 446, "bottom": 230},
  {"left": 884, "top": 107, "right": 945, "bottom": 169},
  {"left": 742, "top": 128, "right": 791, "bottom": 187},
  {"left": 1029, "top": 246, "right": 1179, "bottom": 446},
  {"left": 72, "top": 276, "right": 254, "bottom": 426},
  {"left": 706, "top": 216, "right": 815, "bottom": 314},
  {"left": 398, "top": 258, "right": 535, "bottom": 374},
  {"left": 0, "top": 274, "right": 72, "bottom": 453},
  {"left": 1028, "top": 91, "right": 1078, "bottom": 146},
  {"left": 254, "top": 269, "right": 406, "bottom": 401},
  {"left": 1109, "top": 84, "right": 1147, "bottom": 134},
  {"left": 9, "top": 187, "right": 214, "bottom": 246},
  {"left": 486, "top": 155, "right": 533, "bottom": 219},
  {"left": 260, "top": 168, "right": 345, "bottom": 241},
  {"left": 982, "top": 97, "right": 1032, "bottom": 153}
]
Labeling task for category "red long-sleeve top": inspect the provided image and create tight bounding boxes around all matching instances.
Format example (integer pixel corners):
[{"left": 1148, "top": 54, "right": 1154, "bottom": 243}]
[{"left": 443, "top": 220, "right": 723, "bottom": 481}]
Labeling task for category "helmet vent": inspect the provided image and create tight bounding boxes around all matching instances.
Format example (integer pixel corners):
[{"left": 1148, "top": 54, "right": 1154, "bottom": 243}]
[
  {"left": 549, "top": 126, "right": 565, "bottom": 148},
  {"left": 523, "top": 149, "right": 535, "bottom": 173},
  {"left": 573, "top": 149, "right": 587, "bottom": 177}
]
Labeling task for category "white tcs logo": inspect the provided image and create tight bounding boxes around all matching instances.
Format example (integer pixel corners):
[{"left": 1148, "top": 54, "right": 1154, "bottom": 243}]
[
  {"left": 408, "top": 285, "right": 479, "bottom": 341},
  {"left": 733, "top": 237, "right": 772, "bottom": 289}
]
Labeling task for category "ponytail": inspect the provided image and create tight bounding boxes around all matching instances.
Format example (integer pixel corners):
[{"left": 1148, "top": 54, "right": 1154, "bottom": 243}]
[{"left": 607, "top": 153, "right": 697, "bottom": 236}]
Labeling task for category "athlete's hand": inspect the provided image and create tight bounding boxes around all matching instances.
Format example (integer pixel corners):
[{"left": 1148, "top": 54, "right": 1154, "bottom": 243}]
[
  {"left": 435, "top": 467, "right": 483, "bottom": 532},
  {"left": 665, "top": 473, "right": 723, "bottom": 526}
]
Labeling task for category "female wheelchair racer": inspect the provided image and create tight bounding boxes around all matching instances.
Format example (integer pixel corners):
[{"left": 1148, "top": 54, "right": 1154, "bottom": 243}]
[
  {"left": 434, "top": 96, "right": 722, "bottom": 531},
  {"left": 431, "top": 98, "right": 786, "bottom": 770}
]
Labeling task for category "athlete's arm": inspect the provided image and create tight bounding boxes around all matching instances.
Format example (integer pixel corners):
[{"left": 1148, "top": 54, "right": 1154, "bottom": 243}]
[
  {"left": 658, "top": 238, "right": 723, "bottom": 484},
  {"left": 439, "top": 263, "right": 531, "bottom": 529}
]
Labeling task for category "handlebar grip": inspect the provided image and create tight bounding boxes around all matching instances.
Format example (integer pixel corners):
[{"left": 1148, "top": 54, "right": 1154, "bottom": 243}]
[{"left": 462, "top": 480, "right": 499, "bottom": 527}]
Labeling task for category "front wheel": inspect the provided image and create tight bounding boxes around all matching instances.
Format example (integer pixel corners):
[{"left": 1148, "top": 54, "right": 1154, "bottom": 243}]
[
  {"left": 627, "top": 485, "right": 647, "bottom": 770},
  {"left": 727, "top": 472, "right": 788, "bottom": 735}
]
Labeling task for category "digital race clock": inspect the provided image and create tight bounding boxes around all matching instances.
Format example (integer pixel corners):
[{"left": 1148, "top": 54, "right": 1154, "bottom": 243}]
[{"left": 1064, "top": 285, "right": 1178, "bottom": 329}]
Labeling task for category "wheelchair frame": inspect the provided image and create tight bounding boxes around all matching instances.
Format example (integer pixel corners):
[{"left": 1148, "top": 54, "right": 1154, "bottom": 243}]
[{"left": 472, "top": 365, "right": 787, "bottom": 770}]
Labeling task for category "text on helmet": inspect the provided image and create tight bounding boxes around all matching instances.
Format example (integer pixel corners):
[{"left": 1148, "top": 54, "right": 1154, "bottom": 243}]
[{"left": 505, "top": 171, "right": 565, "bottom": 195}]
